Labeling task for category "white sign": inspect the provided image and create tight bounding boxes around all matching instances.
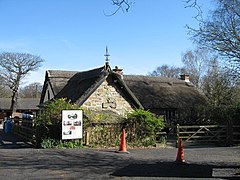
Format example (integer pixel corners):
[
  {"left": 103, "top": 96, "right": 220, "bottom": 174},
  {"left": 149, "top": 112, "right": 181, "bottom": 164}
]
[{"left": 62, "top": 110, "right": 83, "bottom": 140}]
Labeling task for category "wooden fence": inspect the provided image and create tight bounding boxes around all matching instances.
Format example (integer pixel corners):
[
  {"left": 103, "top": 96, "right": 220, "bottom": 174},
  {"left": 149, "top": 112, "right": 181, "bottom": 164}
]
[
  {"left": 12, "top": 121, "right": 154, "bottom": 147},
  {"left": 12, "top": 118, "right": 240, "bottom": 147},
  {"left": 84, "top": 122, "right": 158, "bottom": 147},
  {"left": 84, "top": 123, "right": 123, "bottom": 147},
  {"left": 176, "top": 124, "right": 240, "bottom": 146},
  {"left": 13, "top": 120, "right": 124, "bottom": 147},
  {"left": 13, "top": 118, "right": 36, "bottom": 145}
]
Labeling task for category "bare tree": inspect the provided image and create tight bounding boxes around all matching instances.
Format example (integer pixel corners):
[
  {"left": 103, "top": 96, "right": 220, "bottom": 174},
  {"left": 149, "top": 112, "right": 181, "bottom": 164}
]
[
  {"left": 19, "top": 82, "right": 43, "bottom": 98},
  {"left": 149, "top": 64, "right": 186, "bottom": 78},
  {"left": 188, "top": 0, "right": 240, "bottom": 62},
  {"left": 0, "top": 76, "right": 11, "bottom": 97},
  {"left": 181, "top": 48, "right": 210, "bottom": 89},
  {"left": 0, "top": 86, "right": 12, "bottom": 98},
  {"left": 202, "top": 58, "right": 237, "bottom": 106},
  {"left": 0, "top": 52, "right": 44, "bottom": 115}
]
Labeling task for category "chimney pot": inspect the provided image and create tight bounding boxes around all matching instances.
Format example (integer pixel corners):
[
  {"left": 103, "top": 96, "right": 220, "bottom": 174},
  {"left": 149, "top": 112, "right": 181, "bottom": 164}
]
[
  {"left": 113, "top": 66, "right": 123, "bottom": 74},
  {"left": 180, "top": 74, "right": 190, "bottom": 82},
  {"left": 113, "top": 66, "right": 123, "bottom": 79}
]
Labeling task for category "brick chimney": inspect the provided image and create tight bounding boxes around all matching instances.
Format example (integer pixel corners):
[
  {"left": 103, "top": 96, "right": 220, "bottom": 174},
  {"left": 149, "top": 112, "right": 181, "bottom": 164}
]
[{"left": 180, "top": 74, "right": 190, "bottom": 82}]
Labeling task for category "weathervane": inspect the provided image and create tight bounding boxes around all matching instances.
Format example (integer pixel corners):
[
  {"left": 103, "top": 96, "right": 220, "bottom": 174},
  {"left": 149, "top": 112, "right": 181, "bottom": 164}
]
[{"left": 104, "top": 46, "right": 110, "bottom": 65}]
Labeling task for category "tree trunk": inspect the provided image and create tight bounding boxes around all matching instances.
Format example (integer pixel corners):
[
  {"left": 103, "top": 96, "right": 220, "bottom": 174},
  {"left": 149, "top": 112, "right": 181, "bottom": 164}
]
[
  {"left": 10, "top": 79, "right": 20, "bottom": 117},
  {"left": 10, "top": 90, "right": 18, "bottom": 116}
]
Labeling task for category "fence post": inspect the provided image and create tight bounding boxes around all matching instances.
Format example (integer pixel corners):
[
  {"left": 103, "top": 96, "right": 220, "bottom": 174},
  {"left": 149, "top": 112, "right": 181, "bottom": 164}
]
[
  {"left": 85, "top": 131, "right": 90, "bottom": 146},
  {"left": 176, "top": 124, "right": 179, "bottom": 148},
  {"left": 227, "top": 120, "right": 233, "bottom": 146}
]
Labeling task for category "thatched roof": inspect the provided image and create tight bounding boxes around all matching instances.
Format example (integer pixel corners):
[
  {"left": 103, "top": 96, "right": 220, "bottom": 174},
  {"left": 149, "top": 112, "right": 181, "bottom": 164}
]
[
  {"left": 0, "top": 98, "right": 40, "bottom": 110},
  {"left": 40, "top": 65, "right": 206, "bottom": 110},
  {"left": 55, "top": 66, "right": 105, "bottom": 103},
  {"left": 46, "top": 70, "right": 80, "bottom": 95},
  {"left": 124, "top": 75, "right": 206, "bottom": 109},
  {"left": 40, "top": 66, "right": 142, "bottom": 108}
]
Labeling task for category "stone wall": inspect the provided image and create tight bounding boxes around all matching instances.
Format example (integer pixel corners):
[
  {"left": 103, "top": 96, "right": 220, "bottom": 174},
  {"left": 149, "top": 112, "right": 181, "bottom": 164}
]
[{"left": 82, "top": 80, "right": 134, "bottom": 116}]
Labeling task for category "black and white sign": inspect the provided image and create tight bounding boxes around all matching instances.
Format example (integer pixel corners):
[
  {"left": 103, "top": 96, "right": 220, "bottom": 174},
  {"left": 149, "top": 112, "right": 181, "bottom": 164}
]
[{"left": 62, "top": 110, "right": 83, "bottom": 140}]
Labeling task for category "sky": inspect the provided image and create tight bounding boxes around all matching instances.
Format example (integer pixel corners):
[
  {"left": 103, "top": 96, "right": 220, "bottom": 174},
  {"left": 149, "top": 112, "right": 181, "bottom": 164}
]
[{"left": 0, "top": 0, "right": 212, "bottom": 86}]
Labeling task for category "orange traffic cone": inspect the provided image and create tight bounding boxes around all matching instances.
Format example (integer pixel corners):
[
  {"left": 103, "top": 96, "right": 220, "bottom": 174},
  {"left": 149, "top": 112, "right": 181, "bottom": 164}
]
[
  {"left": 175, "top": 138, "right": 186, "bottom": 163},
  {"left": 116, "top": 128, "right": 129, "bottom": 154}
]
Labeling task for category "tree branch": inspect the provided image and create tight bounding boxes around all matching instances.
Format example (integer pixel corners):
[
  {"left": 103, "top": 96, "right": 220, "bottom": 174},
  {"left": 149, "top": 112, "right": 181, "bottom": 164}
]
[
  {"left": 184, "top": 0, "right": 203, "bottom": 20},
  {"left": 104, "top": 0, "right": 133, "bottom": 16}
]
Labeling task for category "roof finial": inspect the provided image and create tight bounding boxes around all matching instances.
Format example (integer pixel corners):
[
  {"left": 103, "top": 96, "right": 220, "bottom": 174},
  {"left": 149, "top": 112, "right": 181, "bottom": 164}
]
[{"left": 104, "top": 46, "right": 110, "bottom": 65}]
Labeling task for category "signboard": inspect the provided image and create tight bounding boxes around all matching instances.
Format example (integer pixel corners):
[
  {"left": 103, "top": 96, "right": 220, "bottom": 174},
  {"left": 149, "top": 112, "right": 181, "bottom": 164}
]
[{"left": 62, "top": 110, "right": 83, "bottom": 140}]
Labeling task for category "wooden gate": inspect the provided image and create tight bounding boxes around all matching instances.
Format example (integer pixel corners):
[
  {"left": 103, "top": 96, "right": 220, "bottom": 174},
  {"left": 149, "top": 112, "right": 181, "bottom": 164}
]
[
  {"left": 13, "top": 118, "right": 36, "bottom": 145},
  {"left": 231, "top": 125, "right": 240, "bottom": 145},
  {"left": 176, "top": 124, "right": 227, "bottom": 146}
]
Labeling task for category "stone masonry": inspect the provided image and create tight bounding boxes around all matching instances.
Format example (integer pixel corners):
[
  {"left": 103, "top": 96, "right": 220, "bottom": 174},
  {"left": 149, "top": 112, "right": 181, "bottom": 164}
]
[{"left": 81, "top": 80, "right": 134, "bottom": 115}]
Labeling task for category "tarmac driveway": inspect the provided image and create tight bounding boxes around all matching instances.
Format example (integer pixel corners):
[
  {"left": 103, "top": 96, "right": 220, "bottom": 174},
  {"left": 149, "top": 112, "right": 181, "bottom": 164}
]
[
  {"left": 0, "top": 147, "right": 240, "bottom": 179},
  {"left": 0, "top": 129, "right": 240, "bottom": 179}
]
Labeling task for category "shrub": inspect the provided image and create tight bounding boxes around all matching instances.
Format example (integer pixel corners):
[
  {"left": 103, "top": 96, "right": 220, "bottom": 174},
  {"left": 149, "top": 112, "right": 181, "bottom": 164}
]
[
  {"left": 40, "top": 138, "right": 58, "bottom": 149},
  {"left": 83, "top": 109, "right": 124, "bottom": 125},
  {"left": 125, "top": 109, "right": 165, "bottom": 147},
  {"left": 126, "top": 109, "right": 165, "bottom": 133},
  {"left": 40, "top": 138, "right": 83, "bottom": 149},
  {"left": 36, "top": 98, "right": 81, "bottom": 126},
  {"left": 35, "top": 98, "right": 82, "bottom": 146}
]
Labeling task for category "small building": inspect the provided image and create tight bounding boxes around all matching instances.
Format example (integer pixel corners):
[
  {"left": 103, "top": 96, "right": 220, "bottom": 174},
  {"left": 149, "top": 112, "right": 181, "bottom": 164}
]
[
  {"left": 40, "top": 64, "right": 142, "bottom": 116},
  {"left": 39, "top": 64, "right": 206, "bottom": 124},
  {"left": 0, "top": 98, "right": 40, "bottom": 119}
]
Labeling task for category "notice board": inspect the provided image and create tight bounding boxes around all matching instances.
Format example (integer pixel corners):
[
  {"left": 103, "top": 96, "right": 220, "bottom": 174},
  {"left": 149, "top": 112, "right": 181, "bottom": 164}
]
[{"left": 62, "top": 110, "right": 83, "bottom": 140}]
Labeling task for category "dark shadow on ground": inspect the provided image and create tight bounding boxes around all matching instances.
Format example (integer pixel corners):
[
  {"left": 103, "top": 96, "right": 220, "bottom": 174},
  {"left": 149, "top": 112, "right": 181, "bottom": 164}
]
[
  {"left": 0, "top": 129, "right": 32, "bottom": 149},
  {"left": 111, "top": 161, "right": 240, "bottom": 179},
  {"left": 112, "top": 162, "right": 213, "bottom": 178}
]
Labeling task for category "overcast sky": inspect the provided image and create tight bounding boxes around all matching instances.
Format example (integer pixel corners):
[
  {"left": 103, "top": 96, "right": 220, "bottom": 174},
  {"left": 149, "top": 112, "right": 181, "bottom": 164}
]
[{"left": 0, "top": 0, "right": 212, "bottom": 86}]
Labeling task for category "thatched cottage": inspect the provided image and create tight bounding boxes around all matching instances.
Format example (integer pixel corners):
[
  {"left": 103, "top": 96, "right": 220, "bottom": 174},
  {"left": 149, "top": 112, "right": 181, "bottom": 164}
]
[{"left": 39, "top": 64, "right": 206, "bottom": 124}]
